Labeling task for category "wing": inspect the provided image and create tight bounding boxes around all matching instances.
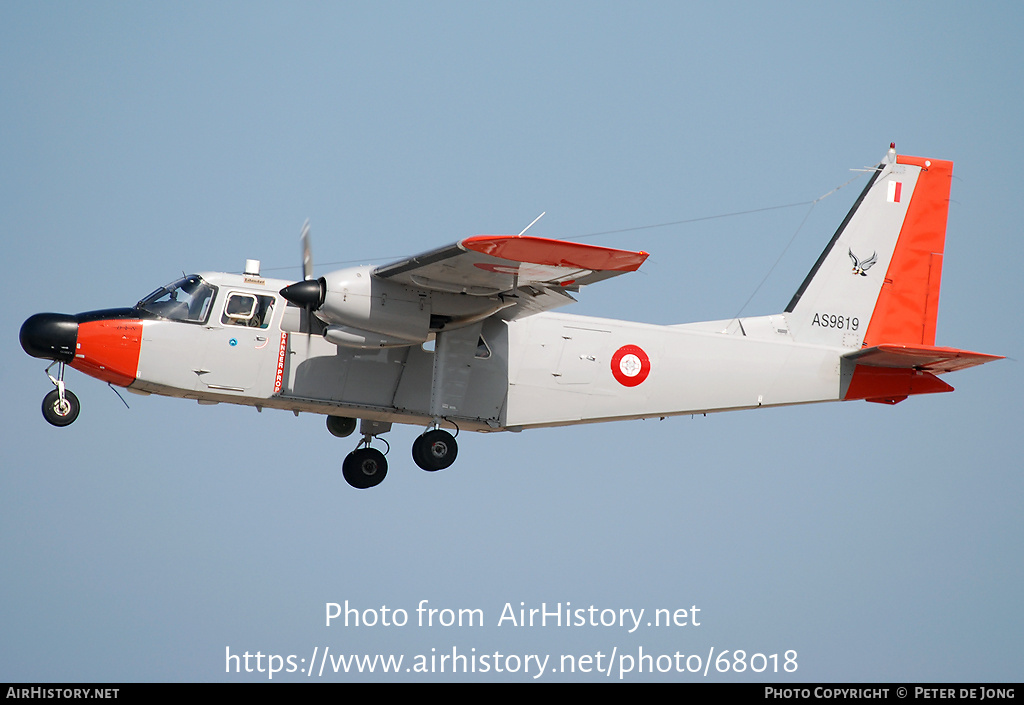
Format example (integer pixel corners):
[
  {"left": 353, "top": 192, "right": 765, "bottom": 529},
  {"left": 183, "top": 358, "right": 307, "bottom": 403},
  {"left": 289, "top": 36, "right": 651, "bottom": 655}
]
[{"left": 374, "top": 235, "right": 649, "bottom": 318}]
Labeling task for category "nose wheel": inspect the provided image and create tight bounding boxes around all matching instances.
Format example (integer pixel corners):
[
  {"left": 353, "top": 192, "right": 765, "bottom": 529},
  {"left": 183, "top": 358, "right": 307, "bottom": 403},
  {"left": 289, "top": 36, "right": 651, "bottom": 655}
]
[
  {"left": 42, "top": 388, "right": 80, "bottom": 427},
  {"left": 40, "top": 361, "right": 80, "bottom": 427}
]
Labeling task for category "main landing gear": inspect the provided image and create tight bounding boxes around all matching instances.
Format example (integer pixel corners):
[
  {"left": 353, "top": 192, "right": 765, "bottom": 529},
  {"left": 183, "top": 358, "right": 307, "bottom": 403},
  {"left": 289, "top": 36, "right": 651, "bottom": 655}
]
[
  {"left": 333, "top": 327, "right": 470, "bottom": 488},
  {"left": 411, "top": 427, "right": 458, "bottom": 472},
  {"left": 342, "top": 445, "right": 388, "bottom": 490},
  {"left": 41, "top": 362, "right": 80, "bottom": 427},
  {"left": 338, "top": 418, "right": 391, "bottom": 490},
  {"left": 329, "top": 416, "right": 460, "bottom": 489}
]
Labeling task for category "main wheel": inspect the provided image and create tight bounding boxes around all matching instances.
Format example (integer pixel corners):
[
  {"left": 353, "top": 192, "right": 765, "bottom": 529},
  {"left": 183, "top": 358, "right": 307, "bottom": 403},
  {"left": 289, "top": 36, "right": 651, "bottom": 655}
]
[
  {"left": 412, "top": 429, "right": 458, "bottom": 472},
  {"left": 342, "top": 448, "right": 388, "bottom": 489},
  {"left": 42, "top": 389, "right": 80, "bottom": 427}
]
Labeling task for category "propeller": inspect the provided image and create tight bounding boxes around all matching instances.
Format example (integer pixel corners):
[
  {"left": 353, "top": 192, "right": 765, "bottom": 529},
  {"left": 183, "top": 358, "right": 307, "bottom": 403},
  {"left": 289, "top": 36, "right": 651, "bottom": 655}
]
[{"left": 280, "top": 220, "right": 325, "bottom": 332}]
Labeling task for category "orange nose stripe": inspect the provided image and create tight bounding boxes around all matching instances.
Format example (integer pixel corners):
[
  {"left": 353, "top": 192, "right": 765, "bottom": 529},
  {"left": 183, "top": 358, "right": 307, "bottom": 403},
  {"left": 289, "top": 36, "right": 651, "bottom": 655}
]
[{"left": 69, "top": 320, "right": 142, "bottom": 386}]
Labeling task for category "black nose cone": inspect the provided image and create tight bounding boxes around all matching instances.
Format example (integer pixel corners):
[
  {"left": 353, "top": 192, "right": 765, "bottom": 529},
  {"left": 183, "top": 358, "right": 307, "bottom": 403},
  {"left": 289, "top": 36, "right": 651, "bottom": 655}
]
[
  {"left": 280, "top": 279, "right": 325, "bottom": 309},
  {"left": 20, "top": 313, "right": 78, "bottom": 361}
]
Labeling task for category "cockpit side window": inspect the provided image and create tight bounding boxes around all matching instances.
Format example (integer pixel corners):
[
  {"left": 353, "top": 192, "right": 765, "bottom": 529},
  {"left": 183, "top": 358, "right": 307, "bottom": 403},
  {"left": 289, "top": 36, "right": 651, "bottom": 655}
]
[
  {"left": 136, "top": 275, "right": 217, "bottom": 324},
  {"left": 222, "top": 292, "right": 276, "bottom": 328}
]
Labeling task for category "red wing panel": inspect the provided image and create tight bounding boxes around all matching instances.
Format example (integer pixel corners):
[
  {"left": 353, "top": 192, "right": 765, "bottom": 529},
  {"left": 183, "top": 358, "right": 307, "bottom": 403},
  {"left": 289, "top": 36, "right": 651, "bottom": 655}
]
[{"left": 460, "top": 236, "right": 648, "bottom": 272}]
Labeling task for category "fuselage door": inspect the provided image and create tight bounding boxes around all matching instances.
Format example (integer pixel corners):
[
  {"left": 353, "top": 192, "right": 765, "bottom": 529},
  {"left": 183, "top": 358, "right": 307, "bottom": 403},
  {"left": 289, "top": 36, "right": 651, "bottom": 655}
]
[{"left": 197, "top": 291, "right": 279, "bottom": 393}]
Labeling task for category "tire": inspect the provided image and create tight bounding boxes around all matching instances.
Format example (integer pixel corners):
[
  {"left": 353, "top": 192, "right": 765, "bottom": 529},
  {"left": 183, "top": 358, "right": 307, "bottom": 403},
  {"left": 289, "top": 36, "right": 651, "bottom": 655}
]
[
  {"left": 42, "top": 389, "right": 80, "bottom": 427},
  {"left": 342, "top": 448, "right": 388, "bottom": 489},
  {"left": 411, "top": 429, "right": 458, "bottom": 472}
]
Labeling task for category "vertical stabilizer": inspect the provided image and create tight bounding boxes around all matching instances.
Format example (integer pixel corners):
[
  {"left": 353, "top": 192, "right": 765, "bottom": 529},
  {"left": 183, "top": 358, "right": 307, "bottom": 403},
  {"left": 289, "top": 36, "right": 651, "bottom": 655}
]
[{"left": 785, "top": 148, "right": 953, "bottom": 350}]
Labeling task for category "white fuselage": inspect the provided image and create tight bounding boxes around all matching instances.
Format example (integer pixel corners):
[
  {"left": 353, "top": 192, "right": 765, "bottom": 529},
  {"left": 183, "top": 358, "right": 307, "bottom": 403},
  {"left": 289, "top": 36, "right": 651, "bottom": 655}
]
[
  {"left": 504, "top": 312, "right": 841, "bottom": 429},
  {"left": 126, "top": 269, "right": 844, "bottom": 433}
]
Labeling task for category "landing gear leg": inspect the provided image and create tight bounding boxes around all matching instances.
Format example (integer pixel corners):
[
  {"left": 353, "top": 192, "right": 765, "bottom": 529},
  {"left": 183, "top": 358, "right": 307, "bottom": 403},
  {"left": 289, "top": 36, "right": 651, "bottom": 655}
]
[
  {"left": 415, "top": 326, "right": 477, "bottom": 473},
  {"left": 41, "top": 361, "right": 80, "bottom": 427},
  {"left": 341, "top": 420, "right": 391, "bottom": 489}
]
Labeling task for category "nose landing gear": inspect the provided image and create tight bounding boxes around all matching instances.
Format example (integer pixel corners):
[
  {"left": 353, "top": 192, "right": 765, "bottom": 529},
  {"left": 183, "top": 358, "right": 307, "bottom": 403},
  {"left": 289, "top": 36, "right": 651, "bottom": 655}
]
[
  {"left": 42, "top": 388, "right": 80, "bottom": 427},
  {"left": 41, "top": 362, "right": 80, "bottom": 427}
]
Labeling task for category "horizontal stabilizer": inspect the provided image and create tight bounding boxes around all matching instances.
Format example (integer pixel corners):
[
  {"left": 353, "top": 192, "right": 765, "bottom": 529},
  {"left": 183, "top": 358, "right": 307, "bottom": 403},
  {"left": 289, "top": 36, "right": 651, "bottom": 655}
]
[{"left": 843, "top": 344, "right": 1003, "bottom": 374}]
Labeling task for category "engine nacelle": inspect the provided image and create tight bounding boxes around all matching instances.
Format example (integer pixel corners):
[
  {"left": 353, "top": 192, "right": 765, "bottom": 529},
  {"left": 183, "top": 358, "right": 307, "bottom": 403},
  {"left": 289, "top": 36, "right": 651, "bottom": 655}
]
[
  {"left": 281, "top": 264, "right": 516, "bottom": 348},
  {"left": 317, "top": 265, "right": 430, "bottom": 344}
]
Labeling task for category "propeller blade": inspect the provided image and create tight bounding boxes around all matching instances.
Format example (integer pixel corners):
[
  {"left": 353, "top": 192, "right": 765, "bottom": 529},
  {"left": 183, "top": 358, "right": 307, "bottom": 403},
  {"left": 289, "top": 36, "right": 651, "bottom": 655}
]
[{"left": 301, "top": 219, "right": 314, "bottom": 281}]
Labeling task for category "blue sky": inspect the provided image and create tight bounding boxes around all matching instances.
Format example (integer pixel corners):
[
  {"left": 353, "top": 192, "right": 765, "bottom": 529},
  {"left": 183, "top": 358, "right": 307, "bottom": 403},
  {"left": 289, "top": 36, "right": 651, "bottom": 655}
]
[{"left": 2, "top": 2, "right": 1021, "bottom": 682}]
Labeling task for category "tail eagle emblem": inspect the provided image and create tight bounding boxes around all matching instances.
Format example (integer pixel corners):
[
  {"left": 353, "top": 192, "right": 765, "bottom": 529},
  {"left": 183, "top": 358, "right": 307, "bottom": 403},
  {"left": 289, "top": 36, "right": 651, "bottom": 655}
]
[{"left": 849, "top": 248, "right": 878, "bottom": 276}]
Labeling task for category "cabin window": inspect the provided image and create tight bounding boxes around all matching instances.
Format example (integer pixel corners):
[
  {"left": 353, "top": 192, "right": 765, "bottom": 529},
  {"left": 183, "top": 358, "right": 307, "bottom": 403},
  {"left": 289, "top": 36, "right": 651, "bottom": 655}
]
[{"left": 222, "top": 293, "right": 276, "bottom": 328}]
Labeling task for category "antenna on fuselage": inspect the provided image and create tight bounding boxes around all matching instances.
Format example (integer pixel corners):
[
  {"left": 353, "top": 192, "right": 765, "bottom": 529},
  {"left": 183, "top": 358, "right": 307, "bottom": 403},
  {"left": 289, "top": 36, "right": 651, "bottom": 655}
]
[{"left": 108, "top": 382, "right": 130, "bottom": 409}]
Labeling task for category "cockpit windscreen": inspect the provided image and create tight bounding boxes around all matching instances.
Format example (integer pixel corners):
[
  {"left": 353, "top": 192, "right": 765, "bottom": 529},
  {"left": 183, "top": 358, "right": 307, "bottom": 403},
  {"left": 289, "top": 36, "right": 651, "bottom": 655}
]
[{"left": 136, "top": 275, "right": 217, "bottom": 323}]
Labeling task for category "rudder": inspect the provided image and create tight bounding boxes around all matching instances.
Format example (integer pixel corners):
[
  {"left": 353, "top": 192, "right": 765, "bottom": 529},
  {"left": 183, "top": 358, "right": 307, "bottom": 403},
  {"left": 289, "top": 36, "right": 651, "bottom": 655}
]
[{"left": 861, "top": 154, "right": 952, "bottom": 347}]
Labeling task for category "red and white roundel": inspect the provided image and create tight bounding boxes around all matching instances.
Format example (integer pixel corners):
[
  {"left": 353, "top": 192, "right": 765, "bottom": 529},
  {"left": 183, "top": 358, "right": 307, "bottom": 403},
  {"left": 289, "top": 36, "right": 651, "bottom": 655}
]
[{"left": 611, "top": 344, "right": 650, "bottom": 387}]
